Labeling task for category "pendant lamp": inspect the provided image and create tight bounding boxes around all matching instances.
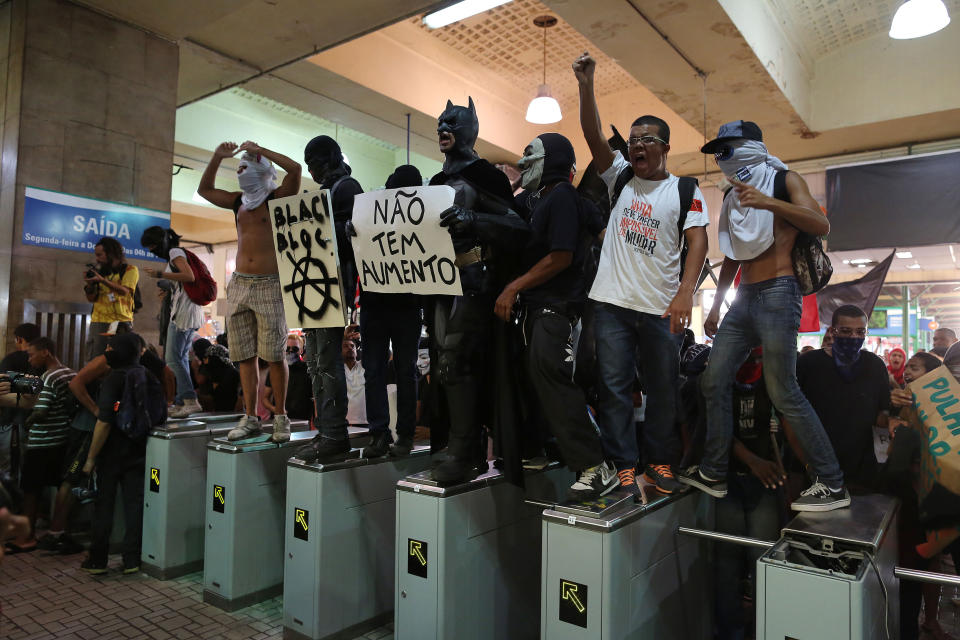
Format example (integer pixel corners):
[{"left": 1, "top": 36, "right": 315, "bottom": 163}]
[
  {"left": 889, "top": 0, "right": 951, "bottom": 39},
  {"left": 526, "top": 15, "right": 562, "bottom": 125}
]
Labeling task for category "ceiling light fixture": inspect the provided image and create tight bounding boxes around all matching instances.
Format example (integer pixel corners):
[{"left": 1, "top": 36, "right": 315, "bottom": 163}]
[
  {"left": 525, "top": 15, "right": 562, "bottom": 125},
  {"left": 896, "top": 250, "right": 914, "bottom": 259},
  {"left": 889, "top": 0, "right": 951, "bottom": 39},
  {"left": 423, "top": 0, "right": 513, "bottom": 29},
  {"left": 849, "top": 258, "right": 874, "bottom": 265},
  {"left": 906, "top": 262, "right": 922, "bottom": 269}
]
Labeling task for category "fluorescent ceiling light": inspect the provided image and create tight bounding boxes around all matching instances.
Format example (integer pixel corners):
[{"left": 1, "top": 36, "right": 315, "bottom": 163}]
[
  {"left": 424, "top": 0, "right": 513, "bottom": 29},
  {"left": 526, "top": 85, "right": 562, "bottom": 124},
  {"left": 896, "top": 251, "right": 914, "bottom": 258},
  {"left": 890, "top": 0, "right": 951, "bottom": 39},
  {"left": 849, "top": 258, "right": 874, "bottom": 265},
  {"left": 906, "top": 262, "right": 922, "bottom": 269}
]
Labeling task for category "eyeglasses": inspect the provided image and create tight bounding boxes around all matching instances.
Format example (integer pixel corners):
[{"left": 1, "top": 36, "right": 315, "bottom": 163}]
[
  {"left": 832, "top": 327, "right": 867, "bottom": 338},
  {"left": 627, "top": 135, "right": 666, "bottom": 147}
]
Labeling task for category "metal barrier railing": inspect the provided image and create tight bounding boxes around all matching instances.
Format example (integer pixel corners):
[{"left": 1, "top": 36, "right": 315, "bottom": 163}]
[
  {"left": 894, "top": 567, "right": 960, "bottom": 587},
  {"left": 677, "top": 526, "right": 776, "bottom": 550}
]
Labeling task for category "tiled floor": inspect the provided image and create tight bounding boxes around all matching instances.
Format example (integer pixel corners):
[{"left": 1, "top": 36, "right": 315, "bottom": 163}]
[{"left": 0, "top": 549, "right": 393, "bottom": 640}]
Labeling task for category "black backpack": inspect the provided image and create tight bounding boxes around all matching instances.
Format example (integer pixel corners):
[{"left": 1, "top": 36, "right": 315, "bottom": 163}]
[
  {"left": 610, "top": 167, "right": 703, "bottom": 285},
  {"left": 114, "top": 365, "right": 167, "bottom": 441}
]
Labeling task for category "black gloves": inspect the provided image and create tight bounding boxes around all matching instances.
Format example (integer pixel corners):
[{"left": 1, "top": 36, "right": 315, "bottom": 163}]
[{"left": 439, "top": 205, "right": 477, "bottom": 235}]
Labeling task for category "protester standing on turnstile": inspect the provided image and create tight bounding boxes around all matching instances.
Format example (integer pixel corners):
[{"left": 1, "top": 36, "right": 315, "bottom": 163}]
[
  {"left": 426, "top": 97, "right": 530, "bottom": 485},
  {"left": 493, "top": 133, "right": 617, "bottom": 501},
  {"left": 293, "top": 136, "right": 361, "bottom": 464}
]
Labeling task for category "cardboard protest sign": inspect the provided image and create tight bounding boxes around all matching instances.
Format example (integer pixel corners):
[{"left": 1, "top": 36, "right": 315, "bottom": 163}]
[
  {"left": 269, "top": 190, "right": 347, "bottom": 329},
  {"left": 351, "top": 186, "right": 462, "bottom": 296},
  {"left": 912, "top": 366, "right": 960, "bottom": 503}
]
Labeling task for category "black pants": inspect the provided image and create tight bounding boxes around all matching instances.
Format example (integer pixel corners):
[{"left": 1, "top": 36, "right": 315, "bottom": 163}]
[
  {"left": 525, "top": 308, "right": 604, "bottom": 472},
  {"left": 89, "top": 454, "right": 145, "bottom": 566}
]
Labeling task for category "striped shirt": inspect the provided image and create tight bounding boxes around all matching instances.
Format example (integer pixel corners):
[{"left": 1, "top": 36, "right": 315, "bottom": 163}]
[{"left": 27, "top": 367, "right": 77, "bottom": 449}]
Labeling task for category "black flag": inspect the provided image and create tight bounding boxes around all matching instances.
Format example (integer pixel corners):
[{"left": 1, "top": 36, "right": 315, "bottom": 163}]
[{"left": 816, "top": 250, "right": 894, "bottom": 328}]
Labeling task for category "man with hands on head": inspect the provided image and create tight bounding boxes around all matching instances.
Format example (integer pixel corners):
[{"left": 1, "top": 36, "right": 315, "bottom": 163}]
[
  {"left": 198, "top": 140, "right": 301, "bottom": 444},
  {"left": 572, "top": 51, "right": 709, "bottom": 498},
  {"left": 681, "top": 120, "right": 848, "bottom": 512}
]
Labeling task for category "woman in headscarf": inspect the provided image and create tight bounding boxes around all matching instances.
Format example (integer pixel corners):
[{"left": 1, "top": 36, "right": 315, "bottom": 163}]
[{"left": 887, "top": 347, "right": 907, "bottom": 389}]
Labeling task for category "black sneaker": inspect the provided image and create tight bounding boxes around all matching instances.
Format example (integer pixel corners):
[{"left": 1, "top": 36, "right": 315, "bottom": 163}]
[
  {"left": 391, "top": 436, "right": 414, "bottom": 457},
  {"left": 677, "top": 466, "right": 728, "bottom": 498},
  {"left": 431, "top": 457, "right": 480, "bottom": 485},
  {"left": 296, "top": 435, "right": 351, "bottom": 464},
  {"left": 81, "top": 558, "right": 107, "bottom": 575},
  {"left": 616, "top": 468, "right": 644, "bottom": 501},
  {"left": 643, "top": 464, "right": 683, "bottom": 494},
  {"left": 122, "top": 563, "right": 140, "bottom": 575},
  {"left": 364, "top": 431, "right": 392, "bottom": 458},
  {"left": 791, "top": 481, "right": 851, "bottom": 512},
  {"left": 36, "top": 533, "right": 63, "bottom": 552},
  {"left": 567, "top": 461, "right": 618, "bottom": 502},
  {"left": 38, "top": 533, "right": 84, "bottom": 555}
]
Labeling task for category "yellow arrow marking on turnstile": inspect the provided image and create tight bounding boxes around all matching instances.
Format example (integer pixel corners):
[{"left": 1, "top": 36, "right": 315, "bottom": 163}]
[
  {"left": 409, "top": 540, "right": 426, "bottom": 566},
  {"left": 214, "top": 486, "right": 224, "bottom": 504},
  {"left": 295, "top": 509, "right": 308, "bottom": 531},
  {"left": 561, "top": 581, "right": 585, "bottom": 613},
  {"left": 151, "top": 468, "right": 159, "bottom": 485}
]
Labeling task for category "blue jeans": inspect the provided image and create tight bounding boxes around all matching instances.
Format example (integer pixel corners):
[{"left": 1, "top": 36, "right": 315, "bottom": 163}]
[
  {"left": 359, "top": 299, "right": 421, "bottom": 440},
  {"left": 700, "top": 276, "right": 843, "bottom": 487},
  {"left": 165, "top": 321, "right": 197, "bottom": 403},
  {"left": 714, "top": 474, "right": 781, "bottom": 640},
  {"left": 303, "top": 327, "right": 349, "bottom": 440},
  {"left": 593, "top": 302, "right": 681, "bottom": 470}
]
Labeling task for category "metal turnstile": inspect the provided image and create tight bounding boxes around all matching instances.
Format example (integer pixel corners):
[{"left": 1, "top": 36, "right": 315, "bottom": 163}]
[
  {"left": 141, "top": 418, "right": 232, "bottom": 579},
  {"left": 142, "top": 413, "right": 310, "bottom": 579},
  {"left": 202, "top": 431, "right": 315, "bottom": 610},
  {"left": 755, "top": 494, "right": 899, "bottom": 640},
  {"left": 394, "top": 464, "right": 567, "bottom": 640},
  {"left": 282, "top": 446, "right": 433, "bottom": 640},
  {"left": 540, "top": 490, "right": 713, "bottom": 639}
]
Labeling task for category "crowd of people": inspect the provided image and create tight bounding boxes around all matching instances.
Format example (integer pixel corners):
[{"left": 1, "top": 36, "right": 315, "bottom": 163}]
[{"left": 1, "top": 50, "right": 958, "bottom": 639}]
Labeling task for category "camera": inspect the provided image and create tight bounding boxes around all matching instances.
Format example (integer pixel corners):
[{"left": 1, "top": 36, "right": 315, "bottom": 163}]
[
  {"left": 0, "top": 371, "right": 42, "bottom": 395},
  {"left": 85, "top": 263, "right": 99, "bottom": 279}
]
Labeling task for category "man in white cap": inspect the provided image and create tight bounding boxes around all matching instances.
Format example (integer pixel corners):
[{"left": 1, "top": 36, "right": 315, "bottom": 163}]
[
  {"left": 197, "top": 141, "right": 302, "bottom": 443},
  {"left": 679, "top": 121, "right": 848, "bottom": 512}
]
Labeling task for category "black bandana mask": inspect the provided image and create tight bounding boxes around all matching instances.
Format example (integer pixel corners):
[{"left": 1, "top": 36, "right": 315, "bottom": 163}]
[
  {"left": 304, "top": 135, "right": 349, "bottom": 187},
  {"left": 438, "top": 97, "right": 480, "bottom": 175}
]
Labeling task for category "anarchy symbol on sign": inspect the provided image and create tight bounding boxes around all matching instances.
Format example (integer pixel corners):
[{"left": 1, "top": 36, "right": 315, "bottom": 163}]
[{"left": 283, "top": 249, "right": 340, "bottom": 324}]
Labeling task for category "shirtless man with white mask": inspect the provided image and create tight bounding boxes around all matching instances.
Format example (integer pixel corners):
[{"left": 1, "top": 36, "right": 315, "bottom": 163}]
[
  {"left": 678, "top": 121, "right": 848, "bottom": 513},
  {"left": 198, "top": 141, "right": 301, "bottom": 443}
]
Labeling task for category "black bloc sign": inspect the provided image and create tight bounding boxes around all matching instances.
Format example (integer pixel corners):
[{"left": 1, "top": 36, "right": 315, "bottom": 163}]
[
  {"left": 149, "top": 467, "right": 160, "bottom": 493},
  {"left": 294, "top": 508, "right": 309, "bottom": 541},
  {"left": 559, "top": 579, "right": 588, "bottom": 628},
  {"left": 407, "top": 538, "right": 428, "bottom": 578},
  {"left": 213, "top": 484, "right": 225, "bottom": 513}
]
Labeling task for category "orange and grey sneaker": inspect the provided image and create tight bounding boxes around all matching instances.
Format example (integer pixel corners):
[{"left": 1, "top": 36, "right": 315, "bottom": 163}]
[
  {"left": 616, "top": 468, "right": 643, "bottom": 499},
  {"left": 644, "top": 464, "right": 683, "bottom": 494}
]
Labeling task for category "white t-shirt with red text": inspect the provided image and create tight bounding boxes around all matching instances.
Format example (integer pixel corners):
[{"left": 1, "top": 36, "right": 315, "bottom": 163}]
[{"left": 589, "top": 152, "right": 709, "bottom": 315}]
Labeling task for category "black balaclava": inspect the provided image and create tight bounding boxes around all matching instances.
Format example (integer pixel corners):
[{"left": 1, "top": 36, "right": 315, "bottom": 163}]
[
  {"left": 192, "top": 338, "right": 211, "bottom": 361},
  {"left": 105, "top": 332, "right": 142, "bottom": 368},
  {"left": 437, "top": 97, "right": 480, "bottom": 176},
  {"left": 304, "top": 135, "right": 350, "bottom": 187},
  {"left": 385, "top": 164, "right": 423, "bottom": 189},
  {"left": 520, "top": 133, "right": 577, "bottom": 189}
]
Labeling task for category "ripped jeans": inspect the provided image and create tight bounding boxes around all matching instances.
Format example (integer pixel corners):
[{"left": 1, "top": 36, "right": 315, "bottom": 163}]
[{"left": 303, "top": 327, "right": 349, "bottom": 441}]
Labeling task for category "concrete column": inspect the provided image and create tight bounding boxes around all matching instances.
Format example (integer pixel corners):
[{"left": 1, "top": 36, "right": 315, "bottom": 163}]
[{"left": 0, "top": 0, "right": 178, "bottom": 351}]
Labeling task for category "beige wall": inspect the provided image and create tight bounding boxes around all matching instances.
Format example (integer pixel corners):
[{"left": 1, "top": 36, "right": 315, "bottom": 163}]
[{"left": 0, "top": 0, "right": 179, "bottom": 352}]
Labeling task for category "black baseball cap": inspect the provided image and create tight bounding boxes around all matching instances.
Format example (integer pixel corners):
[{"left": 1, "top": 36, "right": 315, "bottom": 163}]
[{"left": 700, "top": 120, "right": 763, "bottom": 154}]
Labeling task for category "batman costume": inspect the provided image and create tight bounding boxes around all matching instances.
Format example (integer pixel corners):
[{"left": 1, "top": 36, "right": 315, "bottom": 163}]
[{"left": 428, "top": 98, "right": 529, "bottom": 485}]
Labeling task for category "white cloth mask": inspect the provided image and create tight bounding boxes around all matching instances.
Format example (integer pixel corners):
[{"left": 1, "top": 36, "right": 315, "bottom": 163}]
[
  {"left": 238, "top": 152, "right": 278, "bottom": 211},
  {"left": 518, "top": 138, "right": 545, "bottom": 191},
  {"left": 716, "top": 139, "right": 788, "bottom": 260}
]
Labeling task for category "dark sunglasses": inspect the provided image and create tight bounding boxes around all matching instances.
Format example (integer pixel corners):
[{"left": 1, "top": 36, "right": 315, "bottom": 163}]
[{"left": 286, "top": 346, "right": 300, "bottom": 354}]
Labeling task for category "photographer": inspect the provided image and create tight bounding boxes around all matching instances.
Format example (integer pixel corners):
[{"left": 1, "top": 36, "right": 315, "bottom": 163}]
[
  {"left": 0, "top": 323, "right": 41, "bottom": 474},
  {"left": 84, "top": 237, "right": 139, "bottom": 361}
]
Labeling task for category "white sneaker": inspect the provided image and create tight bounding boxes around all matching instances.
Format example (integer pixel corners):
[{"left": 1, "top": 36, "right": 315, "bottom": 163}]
[
  {"left": 169, "top": 398, "right": 202, "bottom": 418},
  {"left": 227, "top": 415, "right": 262, "bottom": 441},
  {"left": 271, "top": 415, "right": 291, "bottom": 443}
]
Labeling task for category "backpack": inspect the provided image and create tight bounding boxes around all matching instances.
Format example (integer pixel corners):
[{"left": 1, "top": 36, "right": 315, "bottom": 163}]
[
  {"left": 174, "top": 249, "right": 218, "bottom": 306},
  {"left": 114, "top": 365, "right": 167, "bottom": 441},
  {"left": 610, "top": 167, "right": 703, "bottom": 285},
  {"left": 722, "top": 170, "right": 833, "bottom": 296}
]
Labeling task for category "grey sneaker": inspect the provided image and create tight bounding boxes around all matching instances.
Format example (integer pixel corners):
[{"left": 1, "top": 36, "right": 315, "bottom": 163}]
[
  {"left": 227, "top": 415, "right": 262, "bottom": 441},
  {"left": 567, "top": 461, "right": 618, "bottom": 502},
  {"left": 271, "top": 414, "right": 291, "bottom": 443},
  {"left": 169, "top": 398, "right": 202, "bottom": 418},
  {"left": 791, "top": 481, "right": 850, "bottom": 512},
  {"left": 677, "top": 466, "right": 728, "bottom": 498}
]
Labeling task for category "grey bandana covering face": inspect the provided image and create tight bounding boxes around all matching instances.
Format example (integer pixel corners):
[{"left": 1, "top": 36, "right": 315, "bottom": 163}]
[
  {"left": 518, "top": 138, "right": 545, "bottom": 190},
  {"left": 237, "top": 152, "right": 278, "bottom": 211},
  {"left": 716, "top": 139, "right": 789, "bottom": 260}
]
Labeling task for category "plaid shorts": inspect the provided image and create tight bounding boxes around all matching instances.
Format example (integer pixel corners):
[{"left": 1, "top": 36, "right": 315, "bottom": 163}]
[{"left": 226, "top": 273, "right": 288, "bottom": 362}]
